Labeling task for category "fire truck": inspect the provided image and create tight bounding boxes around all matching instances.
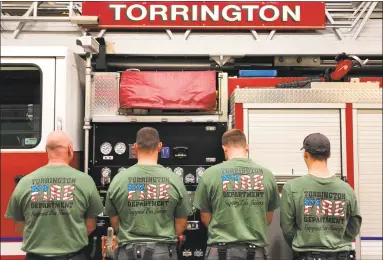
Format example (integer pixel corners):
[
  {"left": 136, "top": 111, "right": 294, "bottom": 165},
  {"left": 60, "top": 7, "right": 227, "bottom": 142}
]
[{"left": 1, "top": 1, "right": 382, "bottom": 260}]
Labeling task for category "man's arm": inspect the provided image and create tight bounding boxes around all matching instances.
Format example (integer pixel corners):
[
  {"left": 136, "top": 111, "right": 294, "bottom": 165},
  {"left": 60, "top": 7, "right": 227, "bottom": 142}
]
[
  {"left": 5, "top": 185, "right": 25, "bottom": 235},
  {"left": 344, "top": 193, "right": 362, "bottom": 241},
  {"left": 193, "top": 177, "right": 213, "bottom": 227},
  {"left": 175, "top": 217, "right": 188, "bottom": 236},
  {"left": 174, "top": 183, "right": 193, "bottom": 236},
  {"left": 85, "top": 180, "right": 104, "bottom": 235},
  {"left": 105, "top": 185, "right": 120, "bottom": 234},
  {"left": 200, "top": 211, "right": 212, "bottom": 227},
  {"left": 267, "top": 174, "right": 281, "bottom": 226},
  {"left": 280, "top": 184, "right": 297, "bottom": 247}
]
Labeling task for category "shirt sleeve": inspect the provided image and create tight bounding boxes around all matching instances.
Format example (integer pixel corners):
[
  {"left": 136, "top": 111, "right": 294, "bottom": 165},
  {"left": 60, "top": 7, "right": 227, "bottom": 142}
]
[
  {"left": 85, "top": 180, "right": 104, "bottom": 218},
  {"left": 174, "top": 183, "right": 193, "bottom": 218},
  {"left": 193, "top": 177, "right": 212, "bottom": 213},
  {"left": 4, "top": 184, "right": 25, "bottom": 222},
  {"left": 280, "top": 183, "right": 297, "bottom": 247},
  {"left": 268, "top": 174, "right": 281, "bottom": 211},
  {"left": 345, "top": 192, "right": 362, "bottom": 241}
]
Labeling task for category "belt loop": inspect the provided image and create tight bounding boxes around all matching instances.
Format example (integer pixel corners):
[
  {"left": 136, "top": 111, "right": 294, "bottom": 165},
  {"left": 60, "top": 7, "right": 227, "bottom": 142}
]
[
  {"left": 125, "top": 244, "right": 136, "bottom": 260},
  {"left": 217, "top": 243, "right": 227, "bottom": 260},
  {"left": 136, "top": 245, "right": 142, "bottom": 259},
  {"left": 246, "top": 244, "right": 256, "bottom": 260},
  {"left": 142, "top": 243, "right": 155, "bottom": 260},
  {"left": 168, "top": 245, "right": 173, "bottom": 258}
]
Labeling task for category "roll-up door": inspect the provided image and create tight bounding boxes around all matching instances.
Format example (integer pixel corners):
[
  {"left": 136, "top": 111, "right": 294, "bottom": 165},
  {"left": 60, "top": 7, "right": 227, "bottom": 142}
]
[
  {"left": 247, "top": 109, "right": 342, "bottom": 177},
  {"left": 357, "top": 109, "right": 382, "bottom": 260}
]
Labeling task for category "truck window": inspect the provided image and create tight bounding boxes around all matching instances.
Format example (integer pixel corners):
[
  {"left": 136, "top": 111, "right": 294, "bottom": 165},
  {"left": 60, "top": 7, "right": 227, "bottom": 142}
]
[{"left": 0, "top": 65, "right": 42, "bottom": 149}]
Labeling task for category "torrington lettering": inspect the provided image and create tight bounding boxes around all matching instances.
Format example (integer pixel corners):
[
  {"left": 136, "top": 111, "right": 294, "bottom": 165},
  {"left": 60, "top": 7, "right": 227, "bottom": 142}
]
[{"left": 82, "top": 2, "right": 326, "bottom": 29}]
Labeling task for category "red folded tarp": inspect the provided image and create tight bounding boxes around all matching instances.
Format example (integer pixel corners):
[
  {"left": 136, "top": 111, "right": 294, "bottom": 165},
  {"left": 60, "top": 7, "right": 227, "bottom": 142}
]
[{"left": 119, "top": 71, "right": 217, "bottom": 110}]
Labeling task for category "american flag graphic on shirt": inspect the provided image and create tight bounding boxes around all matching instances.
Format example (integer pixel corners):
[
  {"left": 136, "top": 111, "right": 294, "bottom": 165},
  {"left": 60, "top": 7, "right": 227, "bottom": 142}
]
[
  {"left": 31, "top": 185, "right": 41, "bottom": 201},
  {"left": 42, "top": 184, "right": 49, "bottom": 201},
  {"left": 50, "top": 185, "right": 62, "bottom": 201},
  {"left": 158, "top": 184, "right": 169, "bottom": 199},
  {"left": 233, "top": 175, "right": 239, "bottom": 190},
  {"left": 128, "top": 184, "right": 139, "bottom": 200},
  {"left": 304, "top": 198, "right": 314, "bottom": 215},
  {"left": 62, "top": 185, "right": 75, "bottom": 201},
  {"left": 147, "top": 184, "right": 157, "bottom": 200},
  {"left": 221, "top": 174, "right": 232, "bottom": 191}
]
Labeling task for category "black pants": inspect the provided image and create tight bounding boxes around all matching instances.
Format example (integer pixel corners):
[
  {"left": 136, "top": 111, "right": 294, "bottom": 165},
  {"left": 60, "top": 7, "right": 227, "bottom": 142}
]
[{"left": 25, "top": 252, "right": 86, "bottom": 260}]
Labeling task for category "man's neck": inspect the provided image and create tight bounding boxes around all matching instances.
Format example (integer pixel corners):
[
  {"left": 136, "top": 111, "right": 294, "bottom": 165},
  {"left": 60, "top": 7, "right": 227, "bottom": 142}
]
[
  {"left": 47, "top": 160, "right": 68, "bottom": 166},
  {"left": 137, "top": 152, "right": 158, "bottom": 165},
  {"left": 308, "top": 162, "right": 333, "bottom": 178},
  {"left": 227, "top": 152, "right": 247, "bottom": 160}
]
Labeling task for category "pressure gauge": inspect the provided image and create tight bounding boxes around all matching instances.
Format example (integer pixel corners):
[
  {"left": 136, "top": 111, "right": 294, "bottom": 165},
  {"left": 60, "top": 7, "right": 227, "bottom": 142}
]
[
  {"left": 166, "top": 167, "right": 172, "bottom": 171},
  {"left": 114, "top": 142, "right": 127, "bottom": 155},
  {"left": 101, "top": 167, "right": 111, "bottom": 178},
  {"left": 174, "top": 167, "right": 184, "bottom": 177},
  {"left": 196, "top": 167, "right": 205, "bottom": 183},
  {"left": 100, "top": 142, "right": 112, "bottom": 155},
  {"left": 118, "top": 167, "right": 126, "bottom": 173}
]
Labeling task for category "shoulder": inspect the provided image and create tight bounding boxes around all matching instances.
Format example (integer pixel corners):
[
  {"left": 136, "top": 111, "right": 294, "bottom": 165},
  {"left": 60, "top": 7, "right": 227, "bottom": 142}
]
[
  {"left": 201, "top": 162, "right": 228, "bottom": 181},
  {"left": 334, "top": 179, "right": 356, "bottom": 196},
  {"left": 283, "top": 175, "right": 308, "bottom": 190}
]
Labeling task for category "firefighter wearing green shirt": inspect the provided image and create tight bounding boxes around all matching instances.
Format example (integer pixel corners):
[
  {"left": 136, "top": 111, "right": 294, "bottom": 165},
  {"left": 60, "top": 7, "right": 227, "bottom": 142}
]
[
  {"left": 5, "top": 131, "right": 104, "bottom": 260},
  {"left": 105, "top": 127, "right": 192, "bottom": 260},
  {"left": 193, "top": 129, "right": 280, "bottom": 260},
  {"left": 280, "top": 133, "right": 362, "bottom": 260}
]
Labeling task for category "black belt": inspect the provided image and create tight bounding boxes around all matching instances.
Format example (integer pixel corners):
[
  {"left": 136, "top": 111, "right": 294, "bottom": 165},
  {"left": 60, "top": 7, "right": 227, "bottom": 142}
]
[
  {"left": 296, "top": 250, "right": 354, "bottom": 260},
  {"left": 123, "top": 242, "right": 174, "bottom": 260},
  {"left": 26, "top": 248, "right": 84, "bottom": 260},
  {"left": 213, "top": 243, "right": 264, "bottom": 260}
]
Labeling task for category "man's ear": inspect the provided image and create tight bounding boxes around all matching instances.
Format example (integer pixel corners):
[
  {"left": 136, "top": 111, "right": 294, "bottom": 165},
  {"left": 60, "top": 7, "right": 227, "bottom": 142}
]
[
  {"left": 222, "top": 145, "right": 227, "bottom": 153},
  {"left": 133, "top": 143, "right": 138, "bottom": 153},
  {"left": 158, "top": 142, "right": 163, "bottom": 152},
  {"left": 245, "top": 144, "right": 249, "bottom": 153}
]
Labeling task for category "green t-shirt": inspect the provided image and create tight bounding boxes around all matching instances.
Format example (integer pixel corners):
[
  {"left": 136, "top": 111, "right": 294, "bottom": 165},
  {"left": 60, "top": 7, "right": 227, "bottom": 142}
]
[
  {"left": 104, "top": 164, "right": 192, "bottom": 246},
  {"left": 193, "top": 158, "right": 280, "bottom": 247},
  {"left": 5, "top": 165, "right": 104, "bottom": 255},
  {"left": 280, "top": 174, "right": 362, "bottom": 252}
]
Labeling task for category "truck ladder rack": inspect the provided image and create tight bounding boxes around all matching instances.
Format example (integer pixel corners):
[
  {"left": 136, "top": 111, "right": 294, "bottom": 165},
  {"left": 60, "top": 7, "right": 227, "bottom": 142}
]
[{"left": 1, "top": 1, "right": 382, "bottom": 57}]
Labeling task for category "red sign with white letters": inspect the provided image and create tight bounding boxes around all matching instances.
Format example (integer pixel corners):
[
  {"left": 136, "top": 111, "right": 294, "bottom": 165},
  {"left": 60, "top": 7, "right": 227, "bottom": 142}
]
[{"left": 82, "top": 1, "right": 326, "bottom": 30}]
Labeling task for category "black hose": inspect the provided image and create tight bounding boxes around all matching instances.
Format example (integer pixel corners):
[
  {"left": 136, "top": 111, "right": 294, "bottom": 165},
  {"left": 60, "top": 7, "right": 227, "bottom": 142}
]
[{"left": 275, "top": 78, "right": 322, "bottom": 88}]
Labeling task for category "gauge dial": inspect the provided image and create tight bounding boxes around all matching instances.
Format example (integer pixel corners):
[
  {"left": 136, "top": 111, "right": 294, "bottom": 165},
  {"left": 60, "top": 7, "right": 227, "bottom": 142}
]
[
  {"left": 100, "top": 142, "right": 112, "bottom": 155},
  {"left": 114, "top": 142, "right": 127, "bottom": 155},
  {"left": 174, "top": 167, "right": 184, "bottom": 177},
  {"left": 101, "top": 167, "right": 111, "bottom": 177},
  {"left": 196, "top": 167, "right": 205, "bottom": 177},
  {"left": 118, "top": 167, "right": 126, "bottom": 173}
]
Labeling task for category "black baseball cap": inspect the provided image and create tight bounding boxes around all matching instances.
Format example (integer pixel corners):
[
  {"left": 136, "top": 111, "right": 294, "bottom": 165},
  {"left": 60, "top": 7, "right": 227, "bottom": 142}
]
[{"left": 301, "top": 133, "right": 331, "bottom": 155}]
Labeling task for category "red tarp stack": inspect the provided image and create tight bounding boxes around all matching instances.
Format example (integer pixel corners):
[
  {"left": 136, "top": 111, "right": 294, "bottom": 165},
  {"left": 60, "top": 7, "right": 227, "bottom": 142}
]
[{"left": 119, "top": 71, "right": 217, "bottom": 110}]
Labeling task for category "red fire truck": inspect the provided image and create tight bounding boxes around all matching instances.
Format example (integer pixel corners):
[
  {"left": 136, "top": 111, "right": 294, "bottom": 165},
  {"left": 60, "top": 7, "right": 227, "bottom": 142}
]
[{"left": 1, "top": 1, "right": 382, "bottom": 259}]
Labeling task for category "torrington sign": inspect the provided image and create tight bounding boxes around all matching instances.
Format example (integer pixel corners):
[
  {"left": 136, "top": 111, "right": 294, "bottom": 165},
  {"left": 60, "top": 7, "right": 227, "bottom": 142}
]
[{"left": 82, "top": 1, "right": 326, "bottom": 30}]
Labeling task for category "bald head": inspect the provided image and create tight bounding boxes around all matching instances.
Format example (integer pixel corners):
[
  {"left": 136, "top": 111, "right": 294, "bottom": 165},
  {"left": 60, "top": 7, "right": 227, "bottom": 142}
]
[{"left": 45, "top": 131, "right": 74, "bottom": 164}]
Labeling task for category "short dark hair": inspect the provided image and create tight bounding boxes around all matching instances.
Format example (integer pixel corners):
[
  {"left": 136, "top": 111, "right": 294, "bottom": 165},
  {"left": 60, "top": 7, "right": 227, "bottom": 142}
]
[
  {"left": 222, "top": 129, "right": 247, "bottom": 148},
  {"left": 308, "top": 152, "right": 330, "bottom": 161},
  {"left": 136, "top": 127, "right": 160, "bottom": 151}
]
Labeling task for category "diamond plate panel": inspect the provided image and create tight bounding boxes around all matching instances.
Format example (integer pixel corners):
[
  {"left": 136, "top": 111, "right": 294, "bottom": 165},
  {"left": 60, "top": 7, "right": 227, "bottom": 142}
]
[
  {"left": 231, "top": 89, "right": 382, "bottom": 104},
  {"left": 91, "top": 72, "right": 120, "bottom": 117}
]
